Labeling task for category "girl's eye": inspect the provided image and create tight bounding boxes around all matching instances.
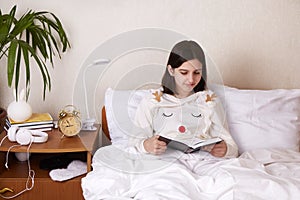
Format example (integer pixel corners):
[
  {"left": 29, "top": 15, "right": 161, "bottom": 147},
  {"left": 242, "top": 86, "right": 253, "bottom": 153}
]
[
  {"left": 191, "top": 113, "right": 202, "bottom": 118},
  {"left": 180, "top": 72, "right": 187, "bottom": 75},
  {"left": 194, "top": 71, "right": 201, "bottom": 74},
  {"left": 162, "top": 113, "right": 173, "bottom": 117}
]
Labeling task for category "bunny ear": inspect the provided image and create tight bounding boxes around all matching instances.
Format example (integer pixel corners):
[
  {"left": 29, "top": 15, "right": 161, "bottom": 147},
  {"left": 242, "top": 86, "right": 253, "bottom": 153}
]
[
  {"left": 20, "top": 89, "right": 25, "bottom": 101},
  {"left": 13, "top": 88, "right": 17, "bottom": 100}
]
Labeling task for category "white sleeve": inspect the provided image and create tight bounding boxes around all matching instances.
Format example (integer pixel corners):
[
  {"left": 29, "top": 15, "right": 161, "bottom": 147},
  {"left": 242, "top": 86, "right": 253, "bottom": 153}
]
[
  {"left": 128, "top": 96, "right": 155, "bottom": 153},
  {"left": 208, "top": 98, "right": 239, "bottom": 158}
]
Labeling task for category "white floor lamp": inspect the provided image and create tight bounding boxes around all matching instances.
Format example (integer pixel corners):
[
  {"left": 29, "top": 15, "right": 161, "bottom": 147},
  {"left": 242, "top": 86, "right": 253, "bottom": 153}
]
[{"left": 81, "top": 58, "right": 110, "bottom": 131}]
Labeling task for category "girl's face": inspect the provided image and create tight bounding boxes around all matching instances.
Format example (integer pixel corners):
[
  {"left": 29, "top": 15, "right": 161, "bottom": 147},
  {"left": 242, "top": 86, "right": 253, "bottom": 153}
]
[{"left": 168, "top": 59, "right": 202, "bottom": 98}]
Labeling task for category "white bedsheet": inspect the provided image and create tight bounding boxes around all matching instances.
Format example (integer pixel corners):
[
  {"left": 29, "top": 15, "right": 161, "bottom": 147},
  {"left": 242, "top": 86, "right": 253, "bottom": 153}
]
[{"left": 81, "top": 146, "right": 300, "bottom": 200}]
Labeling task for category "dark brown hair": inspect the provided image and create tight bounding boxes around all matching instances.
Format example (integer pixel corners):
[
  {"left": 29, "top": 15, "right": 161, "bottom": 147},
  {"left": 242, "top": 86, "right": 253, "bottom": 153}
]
[{"left": 162, "top": 40, "right": 207, "bottom": 95}]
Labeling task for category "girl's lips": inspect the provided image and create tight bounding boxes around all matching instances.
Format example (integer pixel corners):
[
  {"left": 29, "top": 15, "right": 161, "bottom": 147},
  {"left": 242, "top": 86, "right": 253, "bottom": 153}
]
[{"left": 183, "top": 83, "right": 196, "bottom": 90}]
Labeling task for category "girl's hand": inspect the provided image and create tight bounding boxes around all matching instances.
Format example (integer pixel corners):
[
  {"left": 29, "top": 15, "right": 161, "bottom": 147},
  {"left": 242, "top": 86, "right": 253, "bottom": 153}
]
[
  {"left": 144, "top": 135, "right": 167, "bottom": 155},
  {"left": 209, "top": 141, "right": 227, "bottom": 157}
]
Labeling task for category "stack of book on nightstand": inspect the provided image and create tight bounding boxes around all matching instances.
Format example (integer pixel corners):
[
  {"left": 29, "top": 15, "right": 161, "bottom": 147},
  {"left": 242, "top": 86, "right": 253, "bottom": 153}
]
[{"left": 5, "top": 113, "right": 54, "bottom": 132}]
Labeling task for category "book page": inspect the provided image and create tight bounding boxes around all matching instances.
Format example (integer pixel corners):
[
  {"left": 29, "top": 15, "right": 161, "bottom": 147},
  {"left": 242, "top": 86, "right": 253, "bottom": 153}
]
[{"left": 159, "top": 134, "right": 222, "bottom": 149}]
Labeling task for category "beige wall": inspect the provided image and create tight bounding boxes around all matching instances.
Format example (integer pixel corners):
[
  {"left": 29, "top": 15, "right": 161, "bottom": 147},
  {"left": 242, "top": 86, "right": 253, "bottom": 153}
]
[{"left": 0, "top": 0, "right": 299, "bottom": 119}]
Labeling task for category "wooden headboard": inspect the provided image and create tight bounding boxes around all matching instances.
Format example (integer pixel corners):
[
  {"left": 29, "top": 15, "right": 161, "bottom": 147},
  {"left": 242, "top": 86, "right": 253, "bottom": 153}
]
[{"left": 101, "top": 106, "right": 111, "bottom": 141}]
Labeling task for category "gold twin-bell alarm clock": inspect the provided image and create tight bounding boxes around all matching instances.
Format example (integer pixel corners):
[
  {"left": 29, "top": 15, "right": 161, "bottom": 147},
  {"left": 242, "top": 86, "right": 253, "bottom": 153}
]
[{"left": 58, "top": 105, "right": 81, "bottom": 137}]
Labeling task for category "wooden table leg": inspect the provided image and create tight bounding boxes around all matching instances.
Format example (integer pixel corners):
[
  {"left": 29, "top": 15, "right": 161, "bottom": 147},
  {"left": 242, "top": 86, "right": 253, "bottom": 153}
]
[{"left": 86, "top": 152, "right": 92, "bottom": 172}]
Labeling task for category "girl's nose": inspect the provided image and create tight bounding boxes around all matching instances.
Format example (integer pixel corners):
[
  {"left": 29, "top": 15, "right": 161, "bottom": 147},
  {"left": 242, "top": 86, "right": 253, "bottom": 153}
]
[
  {"left": 188, "top": 74, "right": 193, "bottom": 83},
  {"left": 178, "top": 125, "right": 186, "bottom": 133}
]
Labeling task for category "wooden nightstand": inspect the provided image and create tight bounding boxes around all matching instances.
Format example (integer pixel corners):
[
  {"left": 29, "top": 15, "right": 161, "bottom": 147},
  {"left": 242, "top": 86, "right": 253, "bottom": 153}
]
[{"left": 0, "top": 125, "right": 100, "bottom": 200}]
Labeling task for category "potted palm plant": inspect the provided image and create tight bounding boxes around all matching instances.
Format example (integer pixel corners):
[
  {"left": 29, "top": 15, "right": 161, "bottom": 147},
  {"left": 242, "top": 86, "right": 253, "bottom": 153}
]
[{"left": 0, "top": 5, "right": 70, "bottom": 123}]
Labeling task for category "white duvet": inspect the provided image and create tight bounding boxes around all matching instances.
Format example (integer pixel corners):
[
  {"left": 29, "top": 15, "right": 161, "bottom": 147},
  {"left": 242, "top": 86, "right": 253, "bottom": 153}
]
[{"left": 81, "top": 146, "right": 300, "bottom": 200}]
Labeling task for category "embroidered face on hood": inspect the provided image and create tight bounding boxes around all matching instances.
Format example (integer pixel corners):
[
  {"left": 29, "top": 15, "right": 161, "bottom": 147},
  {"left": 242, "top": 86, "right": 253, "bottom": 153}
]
[{"left": 151, "top": 91, "right": 215, "bottom": 139}]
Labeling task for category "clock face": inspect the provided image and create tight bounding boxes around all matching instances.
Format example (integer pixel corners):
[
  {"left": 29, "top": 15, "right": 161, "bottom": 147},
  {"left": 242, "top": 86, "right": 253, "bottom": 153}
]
[{"left": 58, "top": 115, "right": 81, "bottom": 137}]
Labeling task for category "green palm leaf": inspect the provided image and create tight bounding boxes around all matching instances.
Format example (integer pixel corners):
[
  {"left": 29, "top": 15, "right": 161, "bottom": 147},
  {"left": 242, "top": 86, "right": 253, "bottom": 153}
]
[{"left": 0, "top": 5, "right": 70, "bottom": 101}]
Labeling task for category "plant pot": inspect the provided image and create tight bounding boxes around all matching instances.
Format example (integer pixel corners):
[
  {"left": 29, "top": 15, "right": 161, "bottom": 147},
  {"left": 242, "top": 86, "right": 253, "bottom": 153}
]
[{"left": 0, "top": 108, "right": 7, "bottom": 133}]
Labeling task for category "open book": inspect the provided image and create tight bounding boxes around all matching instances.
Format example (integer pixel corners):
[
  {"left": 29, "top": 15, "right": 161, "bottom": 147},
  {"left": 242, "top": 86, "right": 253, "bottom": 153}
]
[{"left": 158, "top": 135, "right": 223, "bottom": 154}]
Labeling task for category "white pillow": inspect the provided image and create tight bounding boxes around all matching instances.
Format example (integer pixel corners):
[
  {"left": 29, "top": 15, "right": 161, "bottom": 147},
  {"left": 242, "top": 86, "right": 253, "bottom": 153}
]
[
  {"left": 104, "top": 88, "right": 151, "bottom": 144},
  {"left": 212, "top": 85, "right": 300, "bottom": 154}
]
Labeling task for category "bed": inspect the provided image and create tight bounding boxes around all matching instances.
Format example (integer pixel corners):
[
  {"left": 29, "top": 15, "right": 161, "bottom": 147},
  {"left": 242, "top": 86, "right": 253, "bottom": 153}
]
[{"left": 81, "top": 84, "right": 300, "bottom": 200}]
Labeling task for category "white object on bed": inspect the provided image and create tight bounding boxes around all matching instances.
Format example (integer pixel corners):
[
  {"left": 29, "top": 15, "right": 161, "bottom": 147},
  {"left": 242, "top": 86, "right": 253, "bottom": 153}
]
[
  {"left": 104, "top": 88, "right": 152, "bottom": 144},
  {"left": 82, "top": 146, "right": 300, "bottom": 199},
  {"left": 212, "top": 85, "right": 300, "bottom": 154}
]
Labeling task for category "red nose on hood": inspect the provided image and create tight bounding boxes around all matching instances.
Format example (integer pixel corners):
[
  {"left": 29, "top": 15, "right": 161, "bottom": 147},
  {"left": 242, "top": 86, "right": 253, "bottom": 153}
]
[{"left": 178, "top": 125, "right": 186, "bottom": 133}]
